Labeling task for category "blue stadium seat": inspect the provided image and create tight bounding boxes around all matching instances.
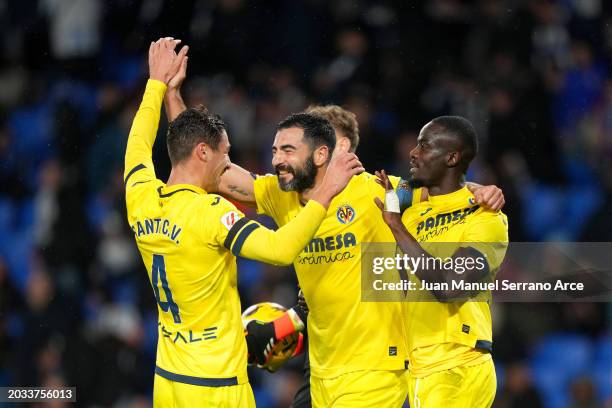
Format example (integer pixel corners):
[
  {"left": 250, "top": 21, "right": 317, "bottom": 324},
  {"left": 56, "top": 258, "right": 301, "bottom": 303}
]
[
  {"left": 531, "top": 333, "right": 593, "bottom": 408},
  {"left": 1, "top": 229, "right": 32, "bottom": 294},
  {"left": 593, "top": 337, "right": 612, "bottom": 401},
  {"left": 0, "top": 198, "right": 14, "bottom": 231},
  {"left": 16, "top": 199, "right": 34, "bottom": 231}
]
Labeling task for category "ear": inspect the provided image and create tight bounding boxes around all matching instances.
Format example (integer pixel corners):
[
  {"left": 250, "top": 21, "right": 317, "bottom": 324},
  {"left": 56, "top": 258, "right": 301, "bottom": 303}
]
[
  {"left": 447, "top": 151, "right": 460, "bottom": 167},
  {"left": 194, "top": 142, "right": 209, "bottom": 163},
  {"left": 335, "top": 137, "right": 351, "bottom": 153},
  {"left": 313, "top": 145, "right": 330, "bottom": 167}
]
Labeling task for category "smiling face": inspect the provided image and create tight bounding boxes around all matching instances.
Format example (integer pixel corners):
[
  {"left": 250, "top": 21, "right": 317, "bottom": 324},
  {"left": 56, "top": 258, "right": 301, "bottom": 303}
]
[
  {"left": 271, "top": 127, "right": 318, "bottom": 192},
  {"left": 202, "top": 130, "right": 231, "bottom": 191},
  {"left": 408, "top": 122, "right": 459, "bottom": 188}
]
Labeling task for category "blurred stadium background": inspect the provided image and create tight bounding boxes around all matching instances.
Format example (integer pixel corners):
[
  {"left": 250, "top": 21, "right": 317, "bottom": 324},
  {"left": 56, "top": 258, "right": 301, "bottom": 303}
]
[{"left": 0, "top": 0, "right": 610, "bottom": 407}]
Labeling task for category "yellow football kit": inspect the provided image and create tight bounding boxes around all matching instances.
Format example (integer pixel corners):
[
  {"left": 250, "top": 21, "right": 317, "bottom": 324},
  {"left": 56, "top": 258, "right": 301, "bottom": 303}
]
[
  {"left": 254, "top": 172, "right": 416, "bottom": 407},
  {"left": 125, "top": 80, "right": 332, "bottom": 407},
  {"left": 401, "top": 186, "right": 508, "bottom": 407}
]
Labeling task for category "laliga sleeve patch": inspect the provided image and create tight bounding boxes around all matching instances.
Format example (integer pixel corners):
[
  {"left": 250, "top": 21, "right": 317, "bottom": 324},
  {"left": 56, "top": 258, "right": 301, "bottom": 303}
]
[{"left": 221, "top": 211, "right": 243, "bottom": 230}]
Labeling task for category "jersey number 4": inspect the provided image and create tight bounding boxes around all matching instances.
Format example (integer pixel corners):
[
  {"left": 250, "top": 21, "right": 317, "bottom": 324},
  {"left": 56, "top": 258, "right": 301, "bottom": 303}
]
[{"left": 152, "top": 254, "right": 181, "bottom": 323}]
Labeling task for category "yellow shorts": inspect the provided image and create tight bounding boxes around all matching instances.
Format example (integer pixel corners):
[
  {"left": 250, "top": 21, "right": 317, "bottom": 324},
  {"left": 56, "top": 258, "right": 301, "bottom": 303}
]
[
  {"left": 311, "top": 370, "right": 409, "bottom": 408},
  {"left": 153, "top": 374, "right": 256, "bottom": 408},
  {"left": 407, "top": 359, "right": 496, "bottom": 408}
]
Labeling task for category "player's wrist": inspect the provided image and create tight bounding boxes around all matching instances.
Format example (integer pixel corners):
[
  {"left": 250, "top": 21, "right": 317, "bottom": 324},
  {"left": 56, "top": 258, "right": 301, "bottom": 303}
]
[
  {"left": 165, "top": 87, "right": 183, "bottom": 99},
  {"left": 149, "top": 72, "right": 172, "bottom": 84},
  {"left": 386, "top": 216, "right": 403, "bottom": 230},
  {"left": 310, "top": 195, "right": 331, "bottom": 209},
  {"left": 149, "top": 74, "right": 171, "bottom": 85},
  {"left": 272, "top": 311, "right": 303, "bottom": 339},
  {"left": 287, "top": 308, "right": 305, "bottom": 331},
  {"left": 384, "top": 189, "right": 401, "bottom": 213},
  {"left": 311, "top": 185, "right": 334, "bottom": 209}
]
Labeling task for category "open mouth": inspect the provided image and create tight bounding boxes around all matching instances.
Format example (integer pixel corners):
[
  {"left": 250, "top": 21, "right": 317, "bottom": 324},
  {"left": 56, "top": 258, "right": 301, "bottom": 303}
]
[{"left": 276, "top": 166, "right": 294, "bottom": 178}]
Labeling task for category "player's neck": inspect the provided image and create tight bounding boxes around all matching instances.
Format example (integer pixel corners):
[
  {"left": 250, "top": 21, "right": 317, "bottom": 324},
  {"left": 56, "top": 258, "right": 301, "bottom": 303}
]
[
  {"left": 298, "top": 164, "right": 328, "bottom": 205},
  {"left": 426, "top": 175, "right": 465, "bottom": 197},
  {"left": 167, "top": 165, "right": 207, "bottom": 191}
]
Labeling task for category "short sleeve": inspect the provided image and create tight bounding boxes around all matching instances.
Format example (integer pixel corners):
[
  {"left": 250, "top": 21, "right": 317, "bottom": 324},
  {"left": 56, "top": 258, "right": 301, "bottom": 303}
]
[{"left": 463, "top": 212, "right": 509, "bottom": 273}]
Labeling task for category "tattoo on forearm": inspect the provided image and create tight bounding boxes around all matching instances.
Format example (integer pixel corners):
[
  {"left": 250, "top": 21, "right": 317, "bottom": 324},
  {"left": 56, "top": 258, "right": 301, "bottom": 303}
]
[{"left": 228, "top": 185, "right": 252, "bottom": 197}]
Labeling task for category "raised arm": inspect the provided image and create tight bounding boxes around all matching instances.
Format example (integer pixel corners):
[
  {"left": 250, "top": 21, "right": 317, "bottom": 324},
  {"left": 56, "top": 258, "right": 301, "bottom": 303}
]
[
  {"left": 163, "top": 57, "right": 188, "bottom": 122},
  {"left": 124, "top": 38, "right": 187, "bottom": 187},
  {"left": 218, "top": 165, "right": 258, "bottom": 207},
  {"left": 163, "top": 57, "right": 259, "bottom": 205}
]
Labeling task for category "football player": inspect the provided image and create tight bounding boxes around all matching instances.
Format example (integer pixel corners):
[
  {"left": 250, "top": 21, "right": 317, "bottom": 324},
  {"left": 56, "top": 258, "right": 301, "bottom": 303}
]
[{"left": 125, "top": 38, "right": 363, "bottom": 407}]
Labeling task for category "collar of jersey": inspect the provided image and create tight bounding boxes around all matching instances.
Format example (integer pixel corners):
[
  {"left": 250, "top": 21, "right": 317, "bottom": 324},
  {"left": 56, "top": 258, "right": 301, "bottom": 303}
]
[
  {"left": 160, "top": 183, "right": 207, "bottom": 196},
  {"left": 426, "top": 186, "right": 470, "bottom": 204}
]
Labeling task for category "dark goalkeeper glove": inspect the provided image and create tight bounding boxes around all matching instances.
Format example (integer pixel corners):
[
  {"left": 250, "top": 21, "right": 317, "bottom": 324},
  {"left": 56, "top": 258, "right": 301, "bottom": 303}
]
[{"left": 245, "top": 303, "right": 307, "bottom": 366}]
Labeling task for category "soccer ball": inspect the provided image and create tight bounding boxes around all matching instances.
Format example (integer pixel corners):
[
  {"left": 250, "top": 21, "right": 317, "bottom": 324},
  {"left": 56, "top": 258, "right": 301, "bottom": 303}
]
[{"left": 242, "top": 302, "right": 300, "bottom": 372}]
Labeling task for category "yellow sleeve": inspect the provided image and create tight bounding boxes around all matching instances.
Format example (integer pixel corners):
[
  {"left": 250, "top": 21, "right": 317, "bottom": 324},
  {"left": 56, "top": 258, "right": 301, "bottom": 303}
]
[
  {"left": 463, "top": 211, "right": 509, "bottom": 273},
  {"left": 253, "top": 174, "right": 280, "bottom": 218},
  {"left": 124, "top": 79, "right": 167, "bottom": 188},
  {"left": 219, "top": 200, "right": 326, "bottom": 266}
]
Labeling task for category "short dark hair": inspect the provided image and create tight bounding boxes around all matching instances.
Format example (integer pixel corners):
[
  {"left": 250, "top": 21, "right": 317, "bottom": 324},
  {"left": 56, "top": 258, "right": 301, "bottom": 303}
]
[
  {"left": 306, "top": 105, "right": 359, "bottom": 152},
  {"left": 430, "top": 116, "right": 478, "bottom": 172},
  {"left": 166, "top": 105, "right": 227, "bottom": 164},
  {"left": 277, "top": 113, "right": 336, "bottom": 157}
]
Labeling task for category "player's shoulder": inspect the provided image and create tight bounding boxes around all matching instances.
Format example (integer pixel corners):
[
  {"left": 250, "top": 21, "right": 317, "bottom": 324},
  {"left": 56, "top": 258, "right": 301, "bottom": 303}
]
[
  {"left": 347, "top": 171, "right": 379, "bottom": 193},
  {"left": 198, "top": 193, "right": 247, "bottom": 231},
  {"left": 201, "top": 193, "right": 238, "bottom": 212},
  {"left": 474, "top": 206, "right": 508, "bottom": 222},
  {"left": 125, "top": 178, "right": 164, "bottom": 212},
  {"left": 482, "top": 209, "right": 509, "bottom": 226},
  {"left": 471, "top": 208, "right": 509, "bottom": 238},
  {"left": 254, "top": 173, "right": 298, "bottom": 204},
  {"left": 255, "top": 173, "right": 279, "bottom": 187},
  {"left": 358, "top": 171, "right": 381, "bottom": 185},
  {"left": 357, "top": 171, "right": 403, "bottom": 189},
  {"left": 254, "top": 173, "right": 281, "bottom": 195},
  {"left": 126, "top": 178, "right": 164, "bottom": 193}
]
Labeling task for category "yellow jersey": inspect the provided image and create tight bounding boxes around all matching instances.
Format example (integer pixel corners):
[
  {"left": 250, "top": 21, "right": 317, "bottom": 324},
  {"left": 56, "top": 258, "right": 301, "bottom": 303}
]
[
  {"left": 124, "top": 80, "right": 329, "bottom": 387},
  {"left": 254, "top": 172, "right": 416, "bottom": 378},
  {"left": 401, "top": 186, "right": 508, "bottom": 377}
]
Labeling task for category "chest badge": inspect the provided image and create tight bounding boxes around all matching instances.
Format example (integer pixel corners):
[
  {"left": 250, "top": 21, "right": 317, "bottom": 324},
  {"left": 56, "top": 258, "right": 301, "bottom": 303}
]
[{"left": 336, "top": 204, "right": 356, "bottom": 224}]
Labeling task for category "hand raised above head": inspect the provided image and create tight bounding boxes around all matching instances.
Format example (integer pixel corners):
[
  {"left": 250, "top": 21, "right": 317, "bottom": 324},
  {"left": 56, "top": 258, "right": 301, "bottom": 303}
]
[{"left": 148, "top": 37, "right": 189, "bottom": 85}]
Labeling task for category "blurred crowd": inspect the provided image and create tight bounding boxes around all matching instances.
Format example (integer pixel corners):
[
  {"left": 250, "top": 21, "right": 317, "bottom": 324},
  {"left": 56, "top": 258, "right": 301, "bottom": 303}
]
[{"left": 0, "top": 0, "right": 610, "bottom": 407}]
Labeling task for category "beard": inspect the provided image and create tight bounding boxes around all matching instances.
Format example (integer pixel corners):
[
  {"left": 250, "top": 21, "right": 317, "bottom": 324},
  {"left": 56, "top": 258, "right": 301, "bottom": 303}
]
[{"left": 276, "top": 155, "right": 317, "bottom": 193}]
